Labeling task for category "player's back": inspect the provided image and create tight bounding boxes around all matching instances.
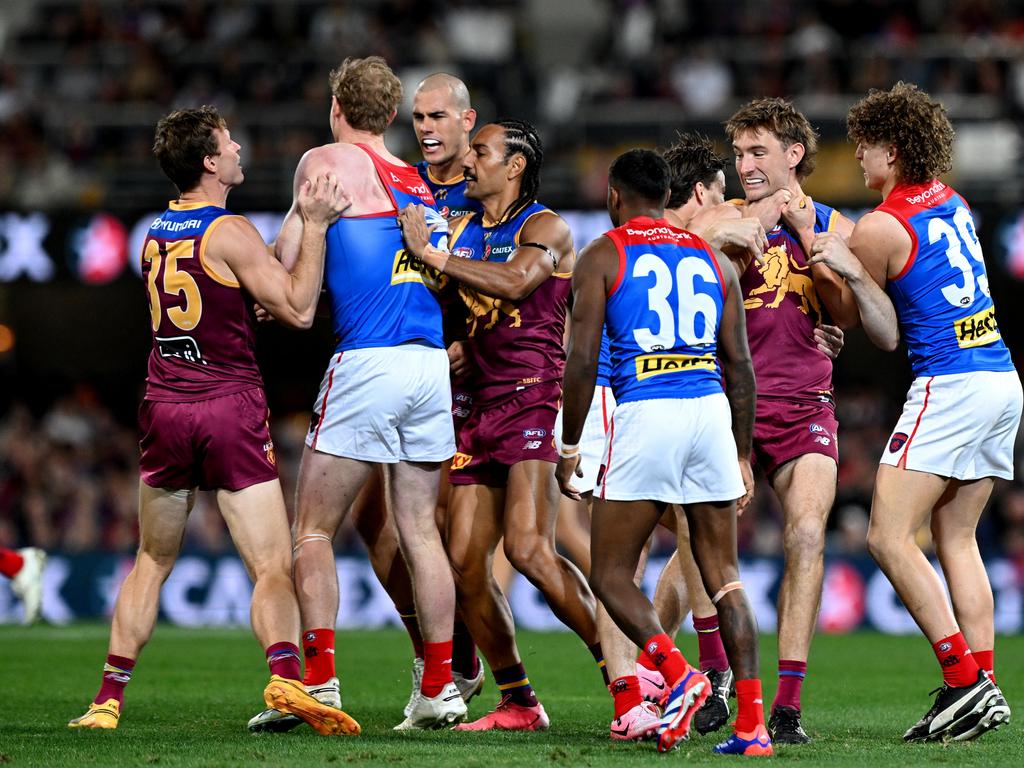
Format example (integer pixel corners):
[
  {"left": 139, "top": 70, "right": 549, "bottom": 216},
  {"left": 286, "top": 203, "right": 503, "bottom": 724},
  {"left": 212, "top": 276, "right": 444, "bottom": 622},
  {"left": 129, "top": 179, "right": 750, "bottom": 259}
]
[
  {"left": 876, "top": 180, "right": 1014, "bottom": 376},
  {"left": 324, "top": 144, "right": 447, "bottom": 353},
  {"left": 450, "top": 202, "right": 570, "bottom": 404},
  {"left": 604, "top": 216, "right": 727, "bottom": 404},
  {"left": 740, "top": 201, "right": 835, "bottom": 402},
  {"left": 142, "top": 201, "right": 263, "bottom": 402}
]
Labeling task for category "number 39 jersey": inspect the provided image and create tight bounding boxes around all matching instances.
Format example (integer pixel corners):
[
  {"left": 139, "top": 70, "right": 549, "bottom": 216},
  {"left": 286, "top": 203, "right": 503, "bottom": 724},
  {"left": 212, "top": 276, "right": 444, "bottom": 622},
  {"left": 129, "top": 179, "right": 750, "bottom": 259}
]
[
  {"left": 604, "top": 216, "right": 728, "bottom": 404},
  {"left": 142, "top": 200, "right": 264, "bottom": 403},
  {"left": 878, "top": 181, "right": 1014, "bottom": 377}
]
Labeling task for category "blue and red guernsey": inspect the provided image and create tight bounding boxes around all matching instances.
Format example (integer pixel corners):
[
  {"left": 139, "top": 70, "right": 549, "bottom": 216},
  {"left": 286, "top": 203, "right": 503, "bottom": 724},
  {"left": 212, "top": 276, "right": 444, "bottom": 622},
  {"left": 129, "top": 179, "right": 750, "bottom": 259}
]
[
  {"left": 324, "top": 145, "right": 447, "bottom": 353},
  {"left": 604, "top": 216, "right": 727, "bottom": 404},
  {"left": 449, "top": 201, "right": 570, "bottom": 404},
  {"left": 740, "top": 201, "right": 836, "bottom": 402},
  {"left": 596, "top": 330, "right": 612, "bottom": 387},
  {"left": 416, "top": 161, "right": 482, "bottom": 220},
  {"left": 142, "top": 201, "right": 263, "bottom": 402},
  {"left": 877, "top": 180, "right": 1013, "bottom": 377}
]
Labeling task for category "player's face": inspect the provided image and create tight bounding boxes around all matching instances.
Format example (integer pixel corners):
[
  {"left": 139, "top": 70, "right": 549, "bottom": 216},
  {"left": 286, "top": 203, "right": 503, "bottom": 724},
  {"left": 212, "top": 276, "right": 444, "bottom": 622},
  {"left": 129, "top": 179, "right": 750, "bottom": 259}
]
[
  {"left": 463, "top": 124, "right": 509, "bottom": 200},
  {"left": 732, "top": 128, "right": 799, "bottom": 202},
  {"left": 856, "top": 141, "right": 891, "bottom": 192},
  {"left": 210, "top": 128, "right": 244, "bottom": 187},
  {"left": 703, "top": 170, "right": 727, "bottom": 206},
  {"left": 412, "top": 88, "right": 473, "bottom": 169}
]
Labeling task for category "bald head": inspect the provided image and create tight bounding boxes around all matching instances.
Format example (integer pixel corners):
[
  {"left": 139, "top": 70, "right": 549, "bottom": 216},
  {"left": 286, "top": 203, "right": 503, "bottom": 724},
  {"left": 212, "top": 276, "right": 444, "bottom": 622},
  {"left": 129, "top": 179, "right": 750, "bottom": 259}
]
[{"left": 415, "top": 73, "right": 471, "bottom": 112}]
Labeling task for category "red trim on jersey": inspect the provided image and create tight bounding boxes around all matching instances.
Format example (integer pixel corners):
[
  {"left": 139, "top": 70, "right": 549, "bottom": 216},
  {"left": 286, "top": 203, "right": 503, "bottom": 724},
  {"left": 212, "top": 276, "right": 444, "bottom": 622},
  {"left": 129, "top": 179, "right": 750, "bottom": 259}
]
[
  {"left": 898, "top": 376, "right": 933, "bottom": 469},
  {"left": 704, "top": 244, "right": 728, "bottom": 300},
  {"left": 606, "top": 233, "right": 627, "bottom": 297},
  {"left": 355, "top": 143, "right": 436, "bottom": 209},
  {"left": 600, "top": 415, "right": 616, "bottom": 500},
  {"left": 311, "top": 353, "right": 343, "bottom": 451}
]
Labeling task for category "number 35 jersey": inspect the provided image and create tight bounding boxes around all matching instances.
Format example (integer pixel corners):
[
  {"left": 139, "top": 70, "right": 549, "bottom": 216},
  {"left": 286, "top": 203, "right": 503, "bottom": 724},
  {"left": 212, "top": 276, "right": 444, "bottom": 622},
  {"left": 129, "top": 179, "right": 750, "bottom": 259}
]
[
  {"left": 877, "top": 180, "right": 1014, "bottom": 377},
  {"left": 604, "top": 216, "right": 728, "bottom": 404},
  {"left": 141, "top": 201, "right": 263, "bottom": 403}
]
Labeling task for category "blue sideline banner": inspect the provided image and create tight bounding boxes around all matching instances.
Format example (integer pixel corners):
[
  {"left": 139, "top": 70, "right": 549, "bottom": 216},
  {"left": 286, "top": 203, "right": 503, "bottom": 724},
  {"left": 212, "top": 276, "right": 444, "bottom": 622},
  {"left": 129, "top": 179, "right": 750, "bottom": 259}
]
[{"left": 0, "top": 553, "right": 1021, "bottom": 634}]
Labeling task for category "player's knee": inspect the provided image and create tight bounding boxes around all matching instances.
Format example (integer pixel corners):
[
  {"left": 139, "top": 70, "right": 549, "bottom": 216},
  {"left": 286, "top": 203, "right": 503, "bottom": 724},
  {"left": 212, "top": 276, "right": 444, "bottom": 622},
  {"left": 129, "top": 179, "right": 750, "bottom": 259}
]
[
  {"left": 866, "top": 524, "right": 895, "bottom": 563},
  {"left": 783, "top": 517, "right": 826, "bottom": 559},
  {"left": 502, "top": 533, "right": 550, "bottom": 576}
]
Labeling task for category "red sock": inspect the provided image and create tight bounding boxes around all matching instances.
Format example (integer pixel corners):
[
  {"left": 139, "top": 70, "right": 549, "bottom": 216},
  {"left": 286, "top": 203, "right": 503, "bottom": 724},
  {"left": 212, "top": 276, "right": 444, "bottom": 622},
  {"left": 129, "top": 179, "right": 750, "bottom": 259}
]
[
  {"left": 734, "top": 678, "right": 766, "bottom": 733},
  {"left": 974, "top": 649, "right": 995, "bottom": 685},
  {"left": 302, "top": 628, "right": 336, "bottom": 686},
  {"left": 693, "top": 614, "right": 729, "bottom": 672},
  {"left": 420, "top": 640, "right": 453, "bottom": 697},
  {"left": 266, "top": 642, "right": 302, "bottom": 681},
  {"left": 399, "top": 609, "right": 425, "bottom": 659},
  {"left": 772, "top": 659, "right": 806, "bottom": 711},
  {"left": 95, "top": 654, "right": 135, "bottom": 706},
  {"left": 932, "top": 632, "right": 980, "bottom": 687},
  {"left": 610, "top": 676, "right": 643, "bottom": 719},
  {"left": 643, "top": 632, "right": 688, "bottom": 688},
  {"left": 637, "top": 651, "right": 659, "bottom": 671},
  {"left": 0, "top": 548, "right": 24, "bottom": 579}
]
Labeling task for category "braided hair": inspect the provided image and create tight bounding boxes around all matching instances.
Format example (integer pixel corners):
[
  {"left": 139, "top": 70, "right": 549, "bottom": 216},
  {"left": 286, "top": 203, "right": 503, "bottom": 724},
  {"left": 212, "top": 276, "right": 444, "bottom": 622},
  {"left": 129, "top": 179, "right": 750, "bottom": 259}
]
[{"left": 496, "top": 118, "right": 543, "bottom": 222}]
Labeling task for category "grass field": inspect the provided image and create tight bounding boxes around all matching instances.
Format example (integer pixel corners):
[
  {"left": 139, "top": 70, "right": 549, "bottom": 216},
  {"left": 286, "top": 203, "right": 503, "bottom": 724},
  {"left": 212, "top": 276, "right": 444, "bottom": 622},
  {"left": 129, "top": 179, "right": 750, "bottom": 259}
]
[{"left": 2, "top": 625, "right": 1021, "bottom": 766}]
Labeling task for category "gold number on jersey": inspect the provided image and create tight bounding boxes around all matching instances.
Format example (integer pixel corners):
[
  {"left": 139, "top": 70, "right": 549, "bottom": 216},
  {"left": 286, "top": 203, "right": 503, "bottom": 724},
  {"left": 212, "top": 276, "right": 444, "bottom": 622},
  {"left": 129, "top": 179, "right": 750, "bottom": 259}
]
[{"left": 143, "top": 239, "right": 203, "bottom": 331}]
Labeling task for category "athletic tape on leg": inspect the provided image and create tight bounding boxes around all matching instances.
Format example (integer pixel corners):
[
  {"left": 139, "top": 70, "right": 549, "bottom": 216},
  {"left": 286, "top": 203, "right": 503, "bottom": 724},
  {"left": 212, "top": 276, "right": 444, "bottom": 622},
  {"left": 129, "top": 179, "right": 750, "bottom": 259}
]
[
  {"left": 711, "top": 581, "right": 743, "bottom": 605},
  {"left": 293, "top": 533, "right": 332, "bottom": 553}
]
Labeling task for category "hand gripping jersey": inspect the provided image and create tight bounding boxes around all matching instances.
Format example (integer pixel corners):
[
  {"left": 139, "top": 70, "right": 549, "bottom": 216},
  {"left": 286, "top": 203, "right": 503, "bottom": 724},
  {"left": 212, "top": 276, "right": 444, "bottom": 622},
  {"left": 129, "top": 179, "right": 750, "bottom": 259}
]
[
  {"left": 142, "top": 201, "right": 263, "bottom": 402},
  {"left": 877, "top": 180, "right": 1014, "bottom": 377},
  {"left": 740, "top": 201, "right": 837, "bottom": 402},
  {"left": 324, "top": 145, "right": 448, "bottom": 353},
  {"left": 604, "top": 216, "right": 727, "bottom": 404},
  {"left": 449, "top": 202, "right": 570, "bottom": 404},
  {"left": 416, "top": 161, "right": 482, "bottom": 220}
]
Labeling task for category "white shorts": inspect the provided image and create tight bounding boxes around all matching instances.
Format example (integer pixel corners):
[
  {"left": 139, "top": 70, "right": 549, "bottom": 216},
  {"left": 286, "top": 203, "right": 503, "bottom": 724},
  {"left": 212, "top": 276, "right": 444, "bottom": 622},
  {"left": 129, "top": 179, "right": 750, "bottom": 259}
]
[
  {"left": 597, "top": 393, "right": 744, "bottom": 504},
  {"left": 554, "top": 385, "right": 616, "bottom": 494},
  {"left": 880, "top": 370, "right": 1022, "bottom": 480},
  {"left": 306, "top": 345, "right": 456, "bottom": 463}
]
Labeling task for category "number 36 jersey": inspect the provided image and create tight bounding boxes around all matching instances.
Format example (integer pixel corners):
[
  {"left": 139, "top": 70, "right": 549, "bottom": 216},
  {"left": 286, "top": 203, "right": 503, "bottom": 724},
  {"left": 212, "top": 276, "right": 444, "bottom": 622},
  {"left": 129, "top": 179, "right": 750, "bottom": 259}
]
[
  {"left": 141, "top": 201, "right": 263, "bottom": 402},
  {"left": 877, "top": 181, "right": 1014, "bottom": 377},
  {"left": 604, "top": 216, "right": 728, "bottom": 404}
]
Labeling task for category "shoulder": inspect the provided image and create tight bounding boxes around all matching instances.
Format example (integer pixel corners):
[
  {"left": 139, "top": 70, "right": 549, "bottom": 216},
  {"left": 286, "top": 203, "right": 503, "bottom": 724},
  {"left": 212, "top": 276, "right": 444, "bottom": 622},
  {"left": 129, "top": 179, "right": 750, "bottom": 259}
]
[
  {"left": 299, "top": 143, "right": 373, "bottom": 176},
  {"left": 521, "top": 206, "right": 572, "bottom": 246},
  {"left": 850, "top": 210, "right": 912, "bottom": 254}
]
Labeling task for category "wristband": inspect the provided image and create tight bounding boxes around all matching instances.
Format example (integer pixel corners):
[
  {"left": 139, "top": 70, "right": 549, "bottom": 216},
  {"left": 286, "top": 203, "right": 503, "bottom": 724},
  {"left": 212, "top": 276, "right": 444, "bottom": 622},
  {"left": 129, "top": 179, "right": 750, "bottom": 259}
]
[
  {"left": 423, "top": 243, "right": 450, "bottom": 273},
  {"left": 558, "top": 442, "right": 580, "bottom": 459}
]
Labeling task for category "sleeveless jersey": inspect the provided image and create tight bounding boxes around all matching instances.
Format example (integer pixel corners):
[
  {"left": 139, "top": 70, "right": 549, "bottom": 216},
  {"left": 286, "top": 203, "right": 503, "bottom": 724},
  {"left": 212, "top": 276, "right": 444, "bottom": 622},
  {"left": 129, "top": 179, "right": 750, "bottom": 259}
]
[
  {"left": 449, "top": 202, "right": 571, "bottom": 404},
  {"left": 324, "top": 145, "right": 447, "bottom": 353},
  {"left": 142, "top": 201, "right": 263, "bottom": 402},
  {"left": 741, "top": 201, "right": 837, "bottom": 402},
  {"left": 604, "top": 216, "right": 727, "bottom": 404},
  {"left": 877, "top": 180, "right": 1014, "bottom": 377},
  {"left": 596, "top": 329, "right": 612, "bottom": 387},
  {"left": 416, "top": 161, "right": 482, "bottom": 220}
]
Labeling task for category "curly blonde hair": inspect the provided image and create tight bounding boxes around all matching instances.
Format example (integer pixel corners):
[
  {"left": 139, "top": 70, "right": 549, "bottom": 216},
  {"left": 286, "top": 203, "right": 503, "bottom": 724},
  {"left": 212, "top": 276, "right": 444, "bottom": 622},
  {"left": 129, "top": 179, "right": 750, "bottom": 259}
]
[
  {"left": 846, "top": 82, "right": 954, "bottom": 185},
  {"left": 329, "top": 56, "right": 402, "bottom": 135},
  {"left": 725, "top": 98, "right": 818, "bottom": 180}
]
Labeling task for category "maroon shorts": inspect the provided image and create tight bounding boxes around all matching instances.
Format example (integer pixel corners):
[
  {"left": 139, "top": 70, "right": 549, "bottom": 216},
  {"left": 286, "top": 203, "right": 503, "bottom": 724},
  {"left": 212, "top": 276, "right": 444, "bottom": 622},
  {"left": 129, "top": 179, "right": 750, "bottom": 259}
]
[
  {"left": 139, "top": 387, "right": 279, "bottom": 492},
  {"left": 449, "top": 380, "right": 560, "bottom": 488},
  {"left": 752, "top": 397, "right": 839, "bottom": 476}
]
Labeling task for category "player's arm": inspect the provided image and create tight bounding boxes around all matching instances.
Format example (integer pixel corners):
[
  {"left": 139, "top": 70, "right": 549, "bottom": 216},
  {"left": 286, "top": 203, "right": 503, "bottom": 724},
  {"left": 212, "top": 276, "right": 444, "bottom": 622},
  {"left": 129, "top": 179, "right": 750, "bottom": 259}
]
[
  {"left": 399, "top": 206, "right": 572, "bottom": 301},
  {"left": 218, "top": 175, "right": 349, "bottom": 329},
  {"left": 809, "top": 211, "right": 903, "bottom": 351},
  {"left": 715, "top": 251, "right": 757, "bottom": 513},
  {"left": 555, "top": 236, "right": 613, "bottom": 500}
]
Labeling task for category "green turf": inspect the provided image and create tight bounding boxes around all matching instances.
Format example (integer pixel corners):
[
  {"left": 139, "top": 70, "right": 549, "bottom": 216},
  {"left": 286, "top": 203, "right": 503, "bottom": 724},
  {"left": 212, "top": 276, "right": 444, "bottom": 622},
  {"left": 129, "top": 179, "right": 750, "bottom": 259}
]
[{"left": 1, "top": 625, "right": 1020, "bottom": 766}]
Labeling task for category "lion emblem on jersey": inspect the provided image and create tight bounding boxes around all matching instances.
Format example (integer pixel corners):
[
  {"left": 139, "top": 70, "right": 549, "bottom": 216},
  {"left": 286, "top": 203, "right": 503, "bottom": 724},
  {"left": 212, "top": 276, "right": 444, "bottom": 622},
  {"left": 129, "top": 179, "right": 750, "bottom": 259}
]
[{"left": 744, "top": 244, "right": 821, "bottom": 317}]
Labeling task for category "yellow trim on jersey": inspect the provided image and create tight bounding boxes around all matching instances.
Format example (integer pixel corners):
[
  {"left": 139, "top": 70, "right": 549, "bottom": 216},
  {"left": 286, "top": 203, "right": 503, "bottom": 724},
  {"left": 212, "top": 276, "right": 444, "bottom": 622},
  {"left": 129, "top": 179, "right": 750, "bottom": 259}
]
[
  {"left": 448, "top": 215, "right": 473, "bottom": 248},
  {"left": 512, "top": 209, "right": 557, "bottom": 246},
  {"left": 426, "top": 167, "right": 466, "bottom": 186},
  {"left": 198, "top": 215, "right": 241, "bottom": 288},
  {"left": 169, "top": 200, "right": 219, "bottom": 211},
  {"left": 826, "top": 208, "right": 839, "bottom": 232}
]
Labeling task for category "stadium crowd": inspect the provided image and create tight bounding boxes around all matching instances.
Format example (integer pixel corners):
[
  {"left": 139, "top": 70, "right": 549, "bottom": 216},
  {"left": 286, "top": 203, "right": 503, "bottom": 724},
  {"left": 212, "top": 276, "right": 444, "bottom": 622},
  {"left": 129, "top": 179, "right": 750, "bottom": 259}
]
[{"left": 1, "top": 0, "right": 1023, "bottom": 209}]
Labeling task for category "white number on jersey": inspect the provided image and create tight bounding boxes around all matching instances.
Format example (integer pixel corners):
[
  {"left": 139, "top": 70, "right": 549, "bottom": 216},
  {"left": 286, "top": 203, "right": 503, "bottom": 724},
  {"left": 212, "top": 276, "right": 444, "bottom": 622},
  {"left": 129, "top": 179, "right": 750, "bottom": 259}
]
[
  {"left": 632, "top": 253, "right": 719, "bottom": 352},
  {"left": 931, "top": 206, "right": 990, "bottom": 308}
]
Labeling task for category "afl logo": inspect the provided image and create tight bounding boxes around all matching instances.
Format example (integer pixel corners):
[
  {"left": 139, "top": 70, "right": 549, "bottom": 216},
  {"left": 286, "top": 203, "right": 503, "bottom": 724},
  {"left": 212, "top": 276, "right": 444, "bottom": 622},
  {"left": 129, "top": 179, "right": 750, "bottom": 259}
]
[
  {"left": 938, "top": 641, "right": 952, "bottom": 653},
  {"left": 889, "top": 432, "right": 909, "bottom": 453},
  {"left": 452, "top": 247, "right": 474, "bottom": 260},
  {"left": 809, "top": 423, "right": 827, "bottom": 435}
]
